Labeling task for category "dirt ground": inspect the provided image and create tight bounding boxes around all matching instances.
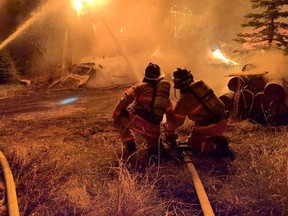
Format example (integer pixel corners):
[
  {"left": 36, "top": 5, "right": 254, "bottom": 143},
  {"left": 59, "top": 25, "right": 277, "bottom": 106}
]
[
  {"left": 0, "top": 85, "right": 123, "bottom": 120},
  {"left": 0, "top": 84, "right": 206, "bottom": 215},
  {"left": 0, "top": 84, "right": 287, "bottom": 215},
  {"left": 0, "top": 84, "right": 233, "bottom": 215},
  {"left": 0, "top": 85, "right": 127, "bottom": 212},
  {"left": 0, "top": 85, "right": 127, "bottom": 163}
]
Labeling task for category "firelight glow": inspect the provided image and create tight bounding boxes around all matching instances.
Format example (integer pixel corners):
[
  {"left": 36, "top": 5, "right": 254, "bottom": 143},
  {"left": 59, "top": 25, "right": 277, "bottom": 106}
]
[
  {"left": 212, "top": 49, "right": 239, "bottom": 65},
  {"left": 72, "top": 0, "right": 108, "bottom": 15}
]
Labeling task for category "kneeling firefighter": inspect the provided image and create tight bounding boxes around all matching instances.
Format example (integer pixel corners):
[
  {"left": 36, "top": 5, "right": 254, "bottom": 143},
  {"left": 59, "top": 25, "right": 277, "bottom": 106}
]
[
  {"left": 112, "top": 63, "right": 173, "bottom": 160},
  {"left": 165, "top": 68, "right": 234, "bottom": 159}
]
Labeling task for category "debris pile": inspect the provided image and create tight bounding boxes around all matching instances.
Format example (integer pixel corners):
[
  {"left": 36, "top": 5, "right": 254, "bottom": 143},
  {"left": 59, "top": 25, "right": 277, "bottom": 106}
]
[
  {"left": 220, "top": 70, "right": 288, "bottom": 126},
  {"left": 47, "top": 63, "right": 97, "bottom": 89}
]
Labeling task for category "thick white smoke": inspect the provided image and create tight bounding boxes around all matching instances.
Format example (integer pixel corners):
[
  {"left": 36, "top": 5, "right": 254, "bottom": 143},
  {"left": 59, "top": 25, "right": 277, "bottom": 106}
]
[
  {"left": 73, "top": 0, "right": 253, "bottom": 94},
  {"left": 3, "top": 0, "right": 287, "bottom": 96},
  {"left": 248, "top": 49, "right": 288, "bottom": 80}
]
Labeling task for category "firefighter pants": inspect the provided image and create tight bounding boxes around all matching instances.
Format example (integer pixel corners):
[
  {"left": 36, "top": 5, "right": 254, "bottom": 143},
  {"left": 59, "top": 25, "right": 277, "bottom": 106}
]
[
  {"left": 114, "top": 112, "right": 161, "bottom": 154},
  {"left": 188, "top": 119, "right": 228, "bottom": 155}
]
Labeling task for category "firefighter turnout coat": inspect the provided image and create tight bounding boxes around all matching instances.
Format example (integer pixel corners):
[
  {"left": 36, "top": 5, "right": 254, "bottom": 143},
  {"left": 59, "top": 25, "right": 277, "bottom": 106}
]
[
  {"left": 113, "top": 81, "right": 173, "bottom": 150},
  {"left": 166, "top": 81, "right": 228, "bottom": 154}
]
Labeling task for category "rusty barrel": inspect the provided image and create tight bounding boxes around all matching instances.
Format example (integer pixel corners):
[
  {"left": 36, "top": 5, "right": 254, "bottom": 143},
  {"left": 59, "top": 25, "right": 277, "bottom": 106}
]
[
  {"left": 227, "top": 76, "right": 247, "bottom": 92},
  {"left": 249, "top": 91, "right": 271, "bottom": 124},
  {"left": 269, "top": 100, "right": 288, "bottom": 126},
  {"left": 246, "top": 75, "right": 267, "bottom": 93},
  {"left": 219, "top": 91, "right": 234, "bottom": 111},
  {"left": 233, "top": 89, "right": 254, "bottom": 120},
  {"left": 264, "top": 79, "right": 287, "bottom": 101}
]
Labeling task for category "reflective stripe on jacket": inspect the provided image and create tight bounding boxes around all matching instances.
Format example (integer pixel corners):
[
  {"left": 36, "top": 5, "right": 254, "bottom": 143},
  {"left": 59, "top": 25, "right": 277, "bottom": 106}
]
[{"left": 128, "top": 113, "right": 161, "bottom": 138}]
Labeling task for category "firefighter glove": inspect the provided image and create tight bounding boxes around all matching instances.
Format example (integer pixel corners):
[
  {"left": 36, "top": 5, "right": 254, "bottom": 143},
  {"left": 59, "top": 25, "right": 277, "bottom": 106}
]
[
  {"left": 113, "top": 108, "right": 129, "bottom": 126},
  {"left": 165, "top": 131, "right": 178, "bottom": 149}
]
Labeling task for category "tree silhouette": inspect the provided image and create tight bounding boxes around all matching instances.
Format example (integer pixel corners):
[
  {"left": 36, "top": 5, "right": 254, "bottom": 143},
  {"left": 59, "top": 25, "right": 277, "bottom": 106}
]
[
  {"left": 234, "top": 0, "right": 288, "bottom": 54},
  {"left": 0, "top": 49, "right": 13, "bottom": 83}
]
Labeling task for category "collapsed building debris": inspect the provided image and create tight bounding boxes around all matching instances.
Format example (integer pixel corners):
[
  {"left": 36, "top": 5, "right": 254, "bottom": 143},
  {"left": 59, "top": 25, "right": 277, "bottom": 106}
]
[
  {"left": 47, "top": 63, "right": 98, "bottom": 89},
  {"left": 220, "top": 70, "right": 288, "bottom": 126}
]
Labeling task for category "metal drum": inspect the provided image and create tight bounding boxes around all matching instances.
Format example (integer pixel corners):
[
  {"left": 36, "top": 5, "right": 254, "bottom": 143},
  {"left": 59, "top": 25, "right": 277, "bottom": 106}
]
[
  {"left": 246, "top": 76, "right": 267, "bottom": 93},
  {"left": 269, "top": 100, "right": 288, "bottom": 125},
  {"left": 233, "top": 89, "right": 254, "bottom": 120},
  {"left": 264, "top": 79, "right": 287, "bottom": 101},
  {"left": 250, "top": 91, "right": 271, "bottom": 124},
  {"left": 227, "top": 76, "right": 247, "bottom": 92}
]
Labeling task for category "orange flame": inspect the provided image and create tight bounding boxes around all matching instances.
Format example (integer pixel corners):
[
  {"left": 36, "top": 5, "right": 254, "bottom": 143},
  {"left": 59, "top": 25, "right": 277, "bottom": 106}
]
[
  {"left": 212, "top": 49, "right": 239, "bottom": 65},
  {"left": 72, "top": 0, "right": 108, "bottom": 15}
]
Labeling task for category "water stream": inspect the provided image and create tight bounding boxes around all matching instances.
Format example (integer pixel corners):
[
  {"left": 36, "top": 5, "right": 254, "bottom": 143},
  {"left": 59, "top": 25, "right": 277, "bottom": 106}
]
[{"left": 0, "top": 2, "right": 53, "bottom": 51}]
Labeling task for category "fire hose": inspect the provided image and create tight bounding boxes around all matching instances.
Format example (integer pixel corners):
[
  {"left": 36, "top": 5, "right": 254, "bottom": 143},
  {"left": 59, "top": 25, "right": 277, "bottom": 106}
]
[
  {"left": 0, "top": 151, "right": 19, "bottom": 216},
  {"left": 183, "top": 152, "right": 215, "bottom": 216},
  {"left": 166, "top": 138, "right": 215, "bottom": 216}
]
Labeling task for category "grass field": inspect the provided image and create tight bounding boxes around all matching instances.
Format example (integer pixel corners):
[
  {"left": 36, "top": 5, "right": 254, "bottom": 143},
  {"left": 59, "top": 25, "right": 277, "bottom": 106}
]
[{"left": 0, "top": 85, "right": 287, "bottom": 215}]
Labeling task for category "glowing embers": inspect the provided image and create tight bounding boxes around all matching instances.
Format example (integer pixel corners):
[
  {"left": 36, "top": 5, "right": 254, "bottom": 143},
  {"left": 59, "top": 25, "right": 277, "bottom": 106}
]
[
  {"left": 72, "top": 0, "right": 109, "bottom": 15},
  {"left": 212, "top": 49, "right": 239, "bottom": 65},
  {"left": 59, "top": 97, "right": 79, "bottom": 105}
]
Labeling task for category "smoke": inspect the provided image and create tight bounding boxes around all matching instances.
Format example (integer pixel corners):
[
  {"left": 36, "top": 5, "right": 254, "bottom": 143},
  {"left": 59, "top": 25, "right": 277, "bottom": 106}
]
[
  {"left": 0, "top": 0, "right": 5, "bottom": 9},
  {"left": 248, "top": 49, "right": 288, "bottom": 80},
  {"left": 3, "top": 0, "right": 287, "bottom": 95},
  {"left": 69, "top": 0, "right": 252, "bottom": 92},
  {"left": 85, "top": 55, "right": 138, "bottom": 88}
]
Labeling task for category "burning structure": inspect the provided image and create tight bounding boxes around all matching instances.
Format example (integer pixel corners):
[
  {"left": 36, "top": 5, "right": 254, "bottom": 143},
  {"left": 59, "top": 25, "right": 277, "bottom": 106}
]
[
  {"left": 0, "top": 0, "right": 287, "bottom": 106},
  {"left": 0, "top": 0, "right": 250, "bottom": 87}
]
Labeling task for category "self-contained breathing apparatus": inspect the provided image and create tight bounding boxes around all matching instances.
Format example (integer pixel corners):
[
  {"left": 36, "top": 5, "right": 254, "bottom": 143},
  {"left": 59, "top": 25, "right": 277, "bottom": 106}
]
[
  {"left": 172, "top": 68, "right": 229, "bottom": 123},
  {"left": 131, "top": 63, "right": 171, "bottom": 125}
]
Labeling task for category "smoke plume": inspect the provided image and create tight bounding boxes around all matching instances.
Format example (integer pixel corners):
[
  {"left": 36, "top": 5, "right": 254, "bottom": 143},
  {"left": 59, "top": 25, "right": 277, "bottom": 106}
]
[{"left": 2, "top": 0, "right": 287, "bottom": 96}]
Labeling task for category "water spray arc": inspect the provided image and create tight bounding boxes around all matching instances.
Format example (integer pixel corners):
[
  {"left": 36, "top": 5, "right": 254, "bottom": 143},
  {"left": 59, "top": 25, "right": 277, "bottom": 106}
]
[{"left": 0, "top": 2, "right": 54, "bottom": 51}]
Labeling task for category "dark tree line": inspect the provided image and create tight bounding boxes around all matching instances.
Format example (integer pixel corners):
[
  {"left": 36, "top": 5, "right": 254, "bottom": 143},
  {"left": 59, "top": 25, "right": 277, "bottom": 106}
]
[
  {"left": 0, "top": 0, "right": 42, "bottom": 41},
  {"left": 0, "top": 0, "right": 53, "bottom": 76},
  {"left": 0, "top": 0, "right": 66, "bottom": 78}
]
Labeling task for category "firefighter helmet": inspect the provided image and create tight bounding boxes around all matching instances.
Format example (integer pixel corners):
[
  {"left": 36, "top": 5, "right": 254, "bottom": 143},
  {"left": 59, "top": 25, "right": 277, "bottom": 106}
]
[
  {"left": 143, "top": 63, "right": 164, "bottom": 82},
  {"left": 172, "top": 68, "right": 194, "bottom": 89}
]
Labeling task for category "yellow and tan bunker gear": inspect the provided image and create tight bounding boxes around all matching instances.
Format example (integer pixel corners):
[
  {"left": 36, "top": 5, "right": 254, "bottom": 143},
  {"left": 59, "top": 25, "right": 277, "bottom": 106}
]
[
  {"left": 113, "top": 80, "right": 173, "bottom": 156},
  {"left": 166, "top": 80, "right": 229, "bottom": 156}
]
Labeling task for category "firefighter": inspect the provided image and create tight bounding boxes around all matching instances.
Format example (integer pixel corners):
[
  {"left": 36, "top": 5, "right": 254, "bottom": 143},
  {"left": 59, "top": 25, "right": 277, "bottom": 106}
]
[
  {"left": 112, "top": 63, "right": 173, "bottom": 162},
  {"left": 165, "top": 68, "right": 233, "bottom": 158}
]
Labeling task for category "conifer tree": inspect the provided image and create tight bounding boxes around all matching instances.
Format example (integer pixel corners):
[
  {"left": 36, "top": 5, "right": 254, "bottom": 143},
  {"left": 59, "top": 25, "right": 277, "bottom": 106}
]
[
  {"left": 0, "top": 49, "right": 12, "bottom": 84},
  {"left": 235, "top": 0, "right": 288, "bottom": 54}
]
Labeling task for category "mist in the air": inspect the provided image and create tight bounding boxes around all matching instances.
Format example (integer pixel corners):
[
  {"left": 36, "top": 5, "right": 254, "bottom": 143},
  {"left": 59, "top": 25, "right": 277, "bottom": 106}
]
[{"left": 1, "top": 0, "right": 287, "bottom": 96}]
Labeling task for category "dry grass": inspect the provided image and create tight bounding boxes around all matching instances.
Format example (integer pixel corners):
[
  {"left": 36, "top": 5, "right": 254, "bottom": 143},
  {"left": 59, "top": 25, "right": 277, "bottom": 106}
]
[
  {"left": 0, "top": 87, "right": 287, "bottom": 215},
  {"left": 209, "top": 120, "right": 288, "bottom": 216}
]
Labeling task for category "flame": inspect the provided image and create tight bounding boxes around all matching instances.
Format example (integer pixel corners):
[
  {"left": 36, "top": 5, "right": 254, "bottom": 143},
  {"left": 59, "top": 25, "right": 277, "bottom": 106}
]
[
  {"left": 212, "top": 49, "right": 239, "bottom": 65},
  {"left": 72, "top": 0, "right": 108, "bottom": 15}
]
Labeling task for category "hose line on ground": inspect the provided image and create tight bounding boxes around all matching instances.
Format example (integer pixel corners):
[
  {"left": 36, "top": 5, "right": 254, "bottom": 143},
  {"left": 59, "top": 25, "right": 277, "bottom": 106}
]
[
  {"left": 183, "top": 152, "right": 215, "bottom": 216},
  {"left": 0, "top": 151, "right": 19, "bottom": 216}
]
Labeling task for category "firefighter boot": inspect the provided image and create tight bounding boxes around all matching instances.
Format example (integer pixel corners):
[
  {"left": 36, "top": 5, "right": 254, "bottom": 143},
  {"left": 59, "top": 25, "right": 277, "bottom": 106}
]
[
  {"left": 148, "top": 140, "right": 171, "bottom": 165},
  {"left": 123, "top": 141, "right": 136, "bottom": 161},
  {"left": 165, "top": 131, "right": 178, "bottom": 156},
  {"left": 148, "top": 146, "right": 160, "bottom": 166},
  {"left": 127, "top": 142, "right": 136, "bottom": 154}
]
